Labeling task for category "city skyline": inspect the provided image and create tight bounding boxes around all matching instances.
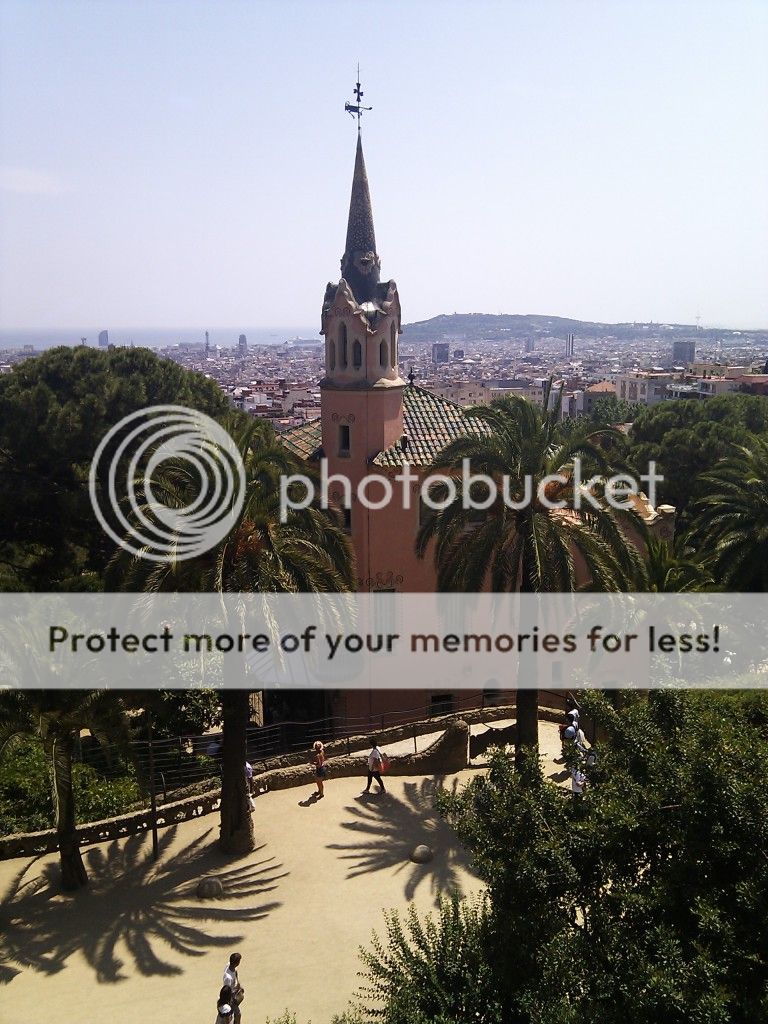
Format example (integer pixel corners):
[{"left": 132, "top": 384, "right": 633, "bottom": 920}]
[{"left": 1, "top": 0, "right": 767, "bottom": 330}]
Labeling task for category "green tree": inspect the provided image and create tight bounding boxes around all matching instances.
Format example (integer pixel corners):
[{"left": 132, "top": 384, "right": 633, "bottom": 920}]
[
  {"left": 637, "top": 534, "right": 713, "bottom": 592},
  {"left": 0, "top": 345, "right": 229, "bottom": 590},
  {"left": 355, "top": 691, "right": 768, "bottom": 1023},
  {"left": 588, "top": 394, "right": 642, "bottom": 427},
  {"left": 628, "top": 394, "right": 768, "bottom": 521},
  {"left": 0, "top": 689, "right": 129, "bottom": 890},
  {"left": 688, "top": 435, "right": 768, "bottom": 591},
  {"left": 112, "top": 415, "right": 355, "bottom": 853},
  {"left": 416, "top": 392, "right": 646, "bottom": 762}
]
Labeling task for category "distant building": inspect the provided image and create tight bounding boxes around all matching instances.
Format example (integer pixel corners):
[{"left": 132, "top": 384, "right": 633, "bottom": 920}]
[
  {"left": 205, "top": 331, "right": 210, "bottom": 358},
  {"left": 98, "top": 330, "right": 109, "bottom": 348},
  {"left": 238, "top": 334, "right": 248, "bottom": 357},
  {"left": 565, "top": 333, "right": 575, "bottom": 357},
  {"left": 452, "top": 348, "right": 465, "bottom": 359},
  {"left": 666, "top": 376, "right": 737, "bottom": 401},
  {"left": 577, "top": 380, "right": 615, "bottom": 417},
  {"left": 615, "top": 371, "right": 675, "bottom": 406},
  {"left": 525, "top": 336, "right": 535, "bottom": 353},
  {"left": 431, "top": 342, "right": 450, "bottom": 364},
  {"left": 672, "top": 339, "right": 695, "bottom": 365}
]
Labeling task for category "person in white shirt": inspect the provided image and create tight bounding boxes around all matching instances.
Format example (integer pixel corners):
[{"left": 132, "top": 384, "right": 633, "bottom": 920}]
[
  {"left": 222, "top": 952, "right": 244, "bottom": 1024},
  {"left": 364, "top": 737, "right": 386, "bottom": 794},
  {"left": 571, "top": 766, "right": 586, "bottom": 798}
]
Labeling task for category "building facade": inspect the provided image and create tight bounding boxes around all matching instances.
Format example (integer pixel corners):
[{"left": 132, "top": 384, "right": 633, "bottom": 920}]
[{"left": 279, "top": 132, "right": 675, "bottom": 726}]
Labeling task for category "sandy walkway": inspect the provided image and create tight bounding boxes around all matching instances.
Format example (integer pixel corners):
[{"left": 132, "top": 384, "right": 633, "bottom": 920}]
[{"left": 0, "top": 720, "right": 568, "bottom": 1024}]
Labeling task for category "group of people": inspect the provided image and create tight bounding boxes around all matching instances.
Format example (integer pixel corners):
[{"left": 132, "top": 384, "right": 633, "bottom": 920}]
[
  {"left": 214, "top": 952, "right": 245, "bottom": 1023},
  {"left": 309, "top": 737, "right": 388, "bottom": 799},
  {"left": 559, "top": 695, "right": 594, "bottom": 799}
]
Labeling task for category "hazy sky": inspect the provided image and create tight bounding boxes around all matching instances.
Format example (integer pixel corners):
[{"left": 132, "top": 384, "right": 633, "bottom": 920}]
[{"left": 1, "top": 0, "right": 766, "bottom": 330}]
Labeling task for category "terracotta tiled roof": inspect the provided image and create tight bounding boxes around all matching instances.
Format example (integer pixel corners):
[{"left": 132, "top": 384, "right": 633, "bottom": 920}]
[
  {"left": 587, "top": 381, "right": 615, "bottom": 393},
  {"left": 279, "top": 418, "right": 322, "bottom": 460},
  {"left": 374, "top": 384, "right": 491, "bottom": 468}
]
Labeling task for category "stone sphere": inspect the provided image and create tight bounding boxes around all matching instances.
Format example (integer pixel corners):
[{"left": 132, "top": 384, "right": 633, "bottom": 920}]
[
  {"left": 410, "top": 844, "right": 434, "bottom": 864},
  {"left": 196, "top": 876, "right": 224, "bottom": 899}
]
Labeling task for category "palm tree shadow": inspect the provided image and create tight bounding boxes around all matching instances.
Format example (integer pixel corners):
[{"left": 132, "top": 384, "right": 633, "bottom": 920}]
[
  {"left": 328, "top": 777, "right": 475, "bottom": 904},
  {"left": 0, "top": 859, "right": 67, "bottom": 983},
  {"left": 0, "top": 827, "right": 287, "bottom": 984}
]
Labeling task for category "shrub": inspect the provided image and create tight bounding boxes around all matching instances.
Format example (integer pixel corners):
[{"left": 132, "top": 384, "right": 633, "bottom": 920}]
[{"left": 353, "top": 894, "right": 502, "bottom": 1024}]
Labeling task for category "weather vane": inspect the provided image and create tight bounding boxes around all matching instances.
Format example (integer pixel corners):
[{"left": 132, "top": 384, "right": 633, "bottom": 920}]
[{"left": 344, "top": 64, "right": 371, "bottom": 131}]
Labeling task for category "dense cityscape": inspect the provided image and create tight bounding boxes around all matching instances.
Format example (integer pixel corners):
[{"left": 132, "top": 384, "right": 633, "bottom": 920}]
[{"left": 3, "top": 315, "right": 767, "bottom": 429}]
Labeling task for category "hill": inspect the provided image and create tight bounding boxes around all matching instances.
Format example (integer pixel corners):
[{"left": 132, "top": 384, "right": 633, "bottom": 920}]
[{"left": 400, "top": 312, "right": 768, "bottom": 346}]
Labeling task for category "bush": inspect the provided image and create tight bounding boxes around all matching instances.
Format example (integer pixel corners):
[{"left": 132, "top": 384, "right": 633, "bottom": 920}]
[
  {"left": 0, "top": 738, "right": 141, "bottom": 836},
  {"left": 0, "top": 740, "right": 52, "bottom": 835},
  {"left": 72, "top": 762, "right": 140, "bottom": 822},
  {"left": 353, "top": 894, "right": 502, "bottom": 1024}
]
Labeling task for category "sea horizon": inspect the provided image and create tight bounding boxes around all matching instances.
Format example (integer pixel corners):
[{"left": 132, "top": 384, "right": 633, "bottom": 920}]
[{"left": 0, "top": 326, "right": 319, "bottom": 351}]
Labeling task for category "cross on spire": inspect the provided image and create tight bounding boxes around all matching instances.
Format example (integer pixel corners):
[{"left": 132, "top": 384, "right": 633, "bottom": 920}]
[{"left": 344, "top": 64, "right": 372, "bottom": 132}]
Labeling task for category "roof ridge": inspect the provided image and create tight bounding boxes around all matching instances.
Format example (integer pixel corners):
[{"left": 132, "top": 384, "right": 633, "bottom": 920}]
[{"left": 406, "top": 381, "right": 466, "bottom": 413}]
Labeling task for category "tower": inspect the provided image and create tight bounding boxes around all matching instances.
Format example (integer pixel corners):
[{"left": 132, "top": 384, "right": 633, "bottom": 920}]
[
  {"left": 320, "top": 77, "right": 404, "bottom": 572},
  {"left": 238, "top": 334, "right": 248, "bottom": 358}
]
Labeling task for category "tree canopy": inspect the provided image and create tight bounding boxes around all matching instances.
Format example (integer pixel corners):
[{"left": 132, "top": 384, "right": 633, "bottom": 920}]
[
  {"left": 627, "top": 394, "right": 768, "bottom": 520},
  {"left": 0, "top": 345, "right": 229, "bottom": 590},
  {"left": 346, "top": 690, "right": 768, "bottom": 1024}
]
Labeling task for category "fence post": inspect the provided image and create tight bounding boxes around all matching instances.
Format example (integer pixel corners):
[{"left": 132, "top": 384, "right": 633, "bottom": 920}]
[{"left": 147, "top": 712, "right": 159, "bottom": 862}]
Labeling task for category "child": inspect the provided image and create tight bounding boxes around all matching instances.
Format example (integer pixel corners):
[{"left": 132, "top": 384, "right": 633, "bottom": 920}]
[{"left": 313, "top": 740, "right": 327, "bottom": 798}]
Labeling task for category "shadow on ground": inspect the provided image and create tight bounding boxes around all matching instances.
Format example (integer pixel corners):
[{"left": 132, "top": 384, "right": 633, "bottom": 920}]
[
  {"left": 327, "top": 776, "right": 475, "bottom": 904},
  {"left": 0, "top": 827, "right": 286, "bottom": 984},
  {"left": 469, "top": 724, "right": 515, "bottom": 762}
]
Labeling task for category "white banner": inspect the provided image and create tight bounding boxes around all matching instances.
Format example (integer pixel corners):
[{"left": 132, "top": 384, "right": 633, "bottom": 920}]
[{"left": 0, "top": 593, "right": 764, "bottom": 690}]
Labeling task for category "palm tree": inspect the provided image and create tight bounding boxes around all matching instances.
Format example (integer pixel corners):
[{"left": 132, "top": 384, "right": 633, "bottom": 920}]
[
  {"left": 0, "top": 689, "right": 129, "bottom": 890},
  {"left": 112, "top": 415, "right": 355, "bottom": 853},
  {"left": 688, "top": 437, "right": 768, "bottom": 591},
  {"left": 640, "top": 534, "right": 713, "bottom": 593},
  {"left": 416, "top": 391, "right": 646, "bottom": 764}
]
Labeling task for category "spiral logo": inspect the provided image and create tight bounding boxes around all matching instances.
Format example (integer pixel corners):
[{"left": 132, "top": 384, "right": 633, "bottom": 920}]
[{"left": 89, "top": 405, "right": 246, "bottom": 562}]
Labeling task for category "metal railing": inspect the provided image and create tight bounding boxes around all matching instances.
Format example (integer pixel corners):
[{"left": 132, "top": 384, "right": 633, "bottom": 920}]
[{"left": 74, "top": 688, "right": 567, "bottom": 803}]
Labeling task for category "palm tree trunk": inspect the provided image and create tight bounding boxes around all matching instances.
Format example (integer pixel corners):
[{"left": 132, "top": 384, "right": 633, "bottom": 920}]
[
  {"left": 515, "top": 585, "right": 539, "bottom": 769},
  {"left": 219, "top": 689, "right": 255, "bottom": 854},
  {"left": 50, "top": 733, "right": 88, "bottom": 890}
]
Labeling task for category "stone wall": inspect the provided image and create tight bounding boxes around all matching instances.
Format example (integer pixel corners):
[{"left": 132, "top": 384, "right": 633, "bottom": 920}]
[
  {"left": 1, "top": 698, "right": 574, "bottom": 861},
  {"left": 0, "top": 789, "right": 223, "bottom": 860},
  {"left": 0, "top": 721, "right": 470, "bottom": 861}
]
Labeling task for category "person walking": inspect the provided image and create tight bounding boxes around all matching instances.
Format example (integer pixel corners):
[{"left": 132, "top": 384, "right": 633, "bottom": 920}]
[
  {"left": 222, "top": 952, "right": 244, "bottom": 1024},
  {"left": 313, "top": 740, "right": 327, "bottom": 799},
  {"left": 245, "top": 761, "right": 256, "bottom": 811},
  {"left": 364, "top": 737, "right": 386, "bottom": 794},
  {"left": 215, "top": 987, "right": 235, "bottom": 1024}
]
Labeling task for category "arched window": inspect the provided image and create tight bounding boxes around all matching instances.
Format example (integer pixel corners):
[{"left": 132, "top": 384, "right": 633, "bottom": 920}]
[
  {"left": 390, "top": 322, "right": 397, "bottom": 368},
  {"left": 327, "top": 339, "right": 336, "bottom": 372},
  {"left": 352, "top": 339, "right": 362, "bottom": 369},
  {"left": 339, "top": 323, "right": 348, "bottom": 368},
  {"left": 379, "top": 339, "right": 388, "bottom": 369}
]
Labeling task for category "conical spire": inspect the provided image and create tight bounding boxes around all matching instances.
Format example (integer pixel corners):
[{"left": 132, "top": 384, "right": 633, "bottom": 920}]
[
  {"left": 341, "top": 134, "right": 381, "bottom": 304},
  {"left": 345, "top": 134, "right": 377, "bottom": 255}
]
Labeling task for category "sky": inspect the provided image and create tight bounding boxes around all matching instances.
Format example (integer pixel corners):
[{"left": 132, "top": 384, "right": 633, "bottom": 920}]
[{"left": 1, "top": 0, "right": 766, "bottom": 332}]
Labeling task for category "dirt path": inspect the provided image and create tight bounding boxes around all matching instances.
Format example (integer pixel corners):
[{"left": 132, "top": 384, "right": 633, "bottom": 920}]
[{"left": 0, "top": 720, "right": 568, "bottom": 1024}]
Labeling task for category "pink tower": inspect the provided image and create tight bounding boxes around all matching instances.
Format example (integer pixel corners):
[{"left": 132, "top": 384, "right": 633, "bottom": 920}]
[{"left": 320, "top": 133, "right": 406, "bottom": 585}]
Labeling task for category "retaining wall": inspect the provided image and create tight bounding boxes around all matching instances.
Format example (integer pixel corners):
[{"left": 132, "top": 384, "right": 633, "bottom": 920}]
[{"left": 0, "top": 721, "right": 470, "bottom": 860}]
